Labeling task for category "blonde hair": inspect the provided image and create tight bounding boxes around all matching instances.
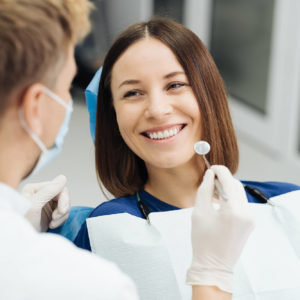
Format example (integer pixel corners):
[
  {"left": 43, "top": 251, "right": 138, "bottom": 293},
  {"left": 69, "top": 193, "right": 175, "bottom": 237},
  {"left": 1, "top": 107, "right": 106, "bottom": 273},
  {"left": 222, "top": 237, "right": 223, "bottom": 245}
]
[{"left": 0, "top": 0, "right": 93, "bottom": 112}]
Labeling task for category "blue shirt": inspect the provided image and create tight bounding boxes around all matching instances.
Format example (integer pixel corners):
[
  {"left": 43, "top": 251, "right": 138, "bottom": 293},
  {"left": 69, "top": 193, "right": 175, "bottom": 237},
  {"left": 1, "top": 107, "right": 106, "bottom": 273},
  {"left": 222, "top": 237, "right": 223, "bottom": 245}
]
[{"left": 73, "top": 180, "right": 300, "bottom": 251}]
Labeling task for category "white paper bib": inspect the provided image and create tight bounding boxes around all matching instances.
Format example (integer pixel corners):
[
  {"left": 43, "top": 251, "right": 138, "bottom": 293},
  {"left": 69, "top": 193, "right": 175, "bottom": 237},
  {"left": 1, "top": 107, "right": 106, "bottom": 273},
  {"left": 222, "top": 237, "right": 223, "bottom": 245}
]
[{"left": 87, "top": 191, "right": 300, "bottom": 300}]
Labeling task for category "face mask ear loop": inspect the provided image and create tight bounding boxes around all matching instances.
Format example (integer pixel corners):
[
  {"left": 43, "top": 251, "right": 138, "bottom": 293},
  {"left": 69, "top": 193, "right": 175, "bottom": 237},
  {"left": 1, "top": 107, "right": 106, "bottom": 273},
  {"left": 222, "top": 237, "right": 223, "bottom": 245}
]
[
  {"left": 43, "top": 87, "right": 73, "bottom": 112},
  {"left": 18, "top": 108, "right": 48, "bottom": 153}
]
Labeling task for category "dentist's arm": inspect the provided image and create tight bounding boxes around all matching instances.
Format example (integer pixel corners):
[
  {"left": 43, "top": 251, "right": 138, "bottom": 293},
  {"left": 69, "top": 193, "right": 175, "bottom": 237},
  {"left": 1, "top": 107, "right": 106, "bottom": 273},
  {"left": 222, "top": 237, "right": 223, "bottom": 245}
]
[
  {"left": 188, "top": 166, "right": 255, "bottom": 300},
  {"left": 23, "top": 175, "right": 70, "bottom": 232}
]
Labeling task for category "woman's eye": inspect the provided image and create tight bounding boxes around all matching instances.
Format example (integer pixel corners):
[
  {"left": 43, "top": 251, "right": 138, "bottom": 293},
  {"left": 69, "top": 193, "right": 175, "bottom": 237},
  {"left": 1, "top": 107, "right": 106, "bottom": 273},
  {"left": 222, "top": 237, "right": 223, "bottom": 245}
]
[
  {"left": 168, "top": 82, "right": 186, "bottom": 90},
  {"left": 123, "top": 90, "right": 142, "bottom": 98}
]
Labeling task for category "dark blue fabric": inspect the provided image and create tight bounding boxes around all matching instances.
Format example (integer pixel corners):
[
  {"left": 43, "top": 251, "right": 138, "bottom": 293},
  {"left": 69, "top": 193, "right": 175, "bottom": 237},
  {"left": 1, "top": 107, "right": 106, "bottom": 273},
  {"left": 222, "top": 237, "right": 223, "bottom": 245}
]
[{"left": 73, "top": 180, "right": 300, "bottom": 251}]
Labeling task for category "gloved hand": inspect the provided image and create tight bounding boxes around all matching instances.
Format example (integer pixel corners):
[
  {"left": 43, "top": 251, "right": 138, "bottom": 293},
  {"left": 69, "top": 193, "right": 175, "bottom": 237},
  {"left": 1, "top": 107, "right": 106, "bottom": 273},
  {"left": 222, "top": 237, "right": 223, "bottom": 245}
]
[
  {"left": 23, "top": 175, "right": 70, "bottom": 232},
  {"left": 186, "top": 165, "right": 255, "bottom": 293}
]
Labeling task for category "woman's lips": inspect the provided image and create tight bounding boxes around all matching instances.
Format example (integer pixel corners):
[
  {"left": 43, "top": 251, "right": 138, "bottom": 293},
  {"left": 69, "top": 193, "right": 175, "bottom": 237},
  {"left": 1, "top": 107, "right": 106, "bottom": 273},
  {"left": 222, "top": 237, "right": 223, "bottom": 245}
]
[{"left": 141, "top": 124, "right": 186, "bottom": 140}]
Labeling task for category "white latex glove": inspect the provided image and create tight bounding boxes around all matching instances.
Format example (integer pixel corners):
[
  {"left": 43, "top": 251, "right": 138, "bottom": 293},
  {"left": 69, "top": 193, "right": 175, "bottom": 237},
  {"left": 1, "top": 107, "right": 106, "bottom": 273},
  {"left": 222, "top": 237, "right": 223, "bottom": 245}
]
[
  {"left": 23, "top": 175, "right": 70, "bottom": 232},
  {"left": 186, "top": 165, "right": 255, "bottom": 293}
]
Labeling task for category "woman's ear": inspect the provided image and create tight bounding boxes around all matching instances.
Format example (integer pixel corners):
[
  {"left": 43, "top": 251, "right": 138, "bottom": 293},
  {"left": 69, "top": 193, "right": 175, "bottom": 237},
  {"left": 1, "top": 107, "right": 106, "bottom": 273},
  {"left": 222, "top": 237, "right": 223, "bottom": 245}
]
[{"left": 21, "top": 83, "right": 45, "bottom": 137}]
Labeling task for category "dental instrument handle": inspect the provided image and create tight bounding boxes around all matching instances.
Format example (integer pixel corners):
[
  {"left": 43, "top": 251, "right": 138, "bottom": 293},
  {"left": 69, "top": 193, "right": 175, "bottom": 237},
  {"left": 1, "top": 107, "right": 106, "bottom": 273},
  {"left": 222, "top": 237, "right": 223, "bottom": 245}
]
[
  {"left": 202, "top": 155, "right": 211, "bottom": 169},
  {"left": 203, "top": 155, "right": 228, "bottom": 201}
]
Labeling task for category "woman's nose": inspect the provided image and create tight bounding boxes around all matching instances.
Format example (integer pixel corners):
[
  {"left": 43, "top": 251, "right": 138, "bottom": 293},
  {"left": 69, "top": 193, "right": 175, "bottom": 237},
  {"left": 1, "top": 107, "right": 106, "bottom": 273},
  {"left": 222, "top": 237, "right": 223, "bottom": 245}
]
[{"left": 144, "top": 92, "right": 173, "bottom": 119}]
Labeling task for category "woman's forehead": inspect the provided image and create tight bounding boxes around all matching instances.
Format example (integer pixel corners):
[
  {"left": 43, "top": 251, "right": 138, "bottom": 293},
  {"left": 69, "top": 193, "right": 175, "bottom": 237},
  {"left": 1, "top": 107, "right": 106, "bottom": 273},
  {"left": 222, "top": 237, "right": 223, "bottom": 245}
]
[{"left": 111, "top": 37, "right": 184, "bottom": 84}]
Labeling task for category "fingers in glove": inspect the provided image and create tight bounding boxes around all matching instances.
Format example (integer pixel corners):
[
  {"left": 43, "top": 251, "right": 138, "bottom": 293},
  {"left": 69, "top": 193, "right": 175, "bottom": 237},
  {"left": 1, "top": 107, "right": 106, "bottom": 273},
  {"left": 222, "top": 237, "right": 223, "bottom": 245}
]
[
  {"left": 210, "top": 166, "right": 245, "bottom": 204},
  {"left": 49, "top": 212, "right": 69, "bottom": 229},
  {"left": 210, "top": 165, "right": 233, "bottom": 189},
  {"left": 195, "top": 169, "right": 215, "bottom": 212},
  {"left": 22, "top": 181, "right": 51, "bottom": 197},
  {"left": 210, "top": 166, "right": 254, "bottom": 232},
  {"left": 22, "top": 175, "right": 67, "bottom": 203},
  {"left": 37, "top": 175, "right": 67, "bottom": 201},
  {"left": 50, "top": 187, "right": 70, "bottom": 229},
  {"left": 53, "top": 187, "right": 70, "bottom": 215}
]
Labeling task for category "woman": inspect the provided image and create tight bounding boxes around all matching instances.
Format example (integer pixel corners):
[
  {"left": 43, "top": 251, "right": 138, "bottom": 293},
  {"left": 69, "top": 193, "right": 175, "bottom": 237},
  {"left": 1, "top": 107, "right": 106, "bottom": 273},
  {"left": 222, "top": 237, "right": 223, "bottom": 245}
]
[{"left": 74, "top": 18, "right": 298, "bottom": 298}]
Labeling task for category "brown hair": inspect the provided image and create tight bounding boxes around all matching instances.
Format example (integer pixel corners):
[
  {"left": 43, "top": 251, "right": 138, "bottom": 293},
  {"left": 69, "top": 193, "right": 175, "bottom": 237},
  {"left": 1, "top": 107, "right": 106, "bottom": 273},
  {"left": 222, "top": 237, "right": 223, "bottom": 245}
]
[
  {"left": 95, "top": 18, "right": 239, "bottom": 197},
  {"left": 0, "top": 0, "right": 93, "bottom": 113}
]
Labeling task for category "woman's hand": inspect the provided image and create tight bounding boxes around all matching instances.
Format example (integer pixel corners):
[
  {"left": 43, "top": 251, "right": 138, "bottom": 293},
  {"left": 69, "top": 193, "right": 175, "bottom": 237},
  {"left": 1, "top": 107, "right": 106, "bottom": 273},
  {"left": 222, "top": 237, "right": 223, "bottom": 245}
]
[{"left": 187, "top": 165, "right": 255, "bottom": 295}]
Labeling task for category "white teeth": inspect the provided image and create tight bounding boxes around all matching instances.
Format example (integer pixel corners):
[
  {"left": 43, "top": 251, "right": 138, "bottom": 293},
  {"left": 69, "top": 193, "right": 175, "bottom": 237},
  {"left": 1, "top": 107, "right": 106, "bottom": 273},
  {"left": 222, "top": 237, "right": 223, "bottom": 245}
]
[{"left": 147, "top": 127, "right": 181, "bottom": 140}]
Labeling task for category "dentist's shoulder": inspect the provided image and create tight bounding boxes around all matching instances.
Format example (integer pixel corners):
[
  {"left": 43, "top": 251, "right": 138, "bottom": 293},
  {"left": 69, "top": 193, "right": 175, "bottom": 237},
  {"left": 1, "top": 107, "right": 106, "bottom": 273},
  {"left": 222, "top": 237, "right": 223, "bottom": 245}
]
[{"left": 0, "top": 207, "right": 138, "bottom": 300}]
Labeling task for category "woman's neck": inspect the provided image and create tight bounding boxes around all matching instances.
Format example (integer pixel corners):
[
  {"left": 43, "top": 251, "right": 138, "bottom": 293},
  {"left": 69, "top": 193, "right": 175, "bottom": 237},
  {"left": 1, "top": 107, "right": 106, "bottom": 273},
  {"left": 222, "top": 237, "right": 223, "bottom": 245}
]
[{"left": 144, "top": 157, "right": 205, "bottom": 208}]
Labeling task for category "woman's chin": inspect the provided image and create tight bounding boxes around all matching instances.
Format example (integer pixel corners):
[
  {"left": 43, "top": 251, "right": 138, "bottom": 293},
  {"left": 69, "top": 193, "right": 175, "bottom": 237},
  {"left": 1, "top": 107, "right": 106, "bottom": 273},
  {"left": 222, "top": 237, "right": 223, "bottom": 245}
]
[{"left": 145, "top": 155, "right": 195, "bottom": 171}]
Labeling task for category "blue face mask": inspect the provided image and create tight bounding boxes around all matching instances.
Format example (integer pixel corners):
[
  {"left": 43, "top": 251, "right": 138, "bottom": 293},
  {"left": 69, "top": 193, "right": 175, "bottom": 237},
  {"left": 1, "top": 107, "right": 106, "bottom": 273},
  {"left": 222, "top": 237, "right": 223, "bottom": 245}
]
[{"left": 19, "top": 87, "right": 73, "bottom": 176}]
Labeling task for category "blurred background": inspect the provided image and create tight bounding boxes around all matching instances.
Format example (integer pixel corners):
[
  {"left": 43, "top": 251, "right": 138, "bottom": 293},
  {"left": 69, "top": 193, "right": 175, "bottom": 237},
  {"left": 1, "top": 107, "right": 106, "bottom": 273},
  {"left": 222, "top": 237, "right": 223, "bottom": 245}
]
[{"left": 22, "top": 0, "right": 300, "bottom": 207}]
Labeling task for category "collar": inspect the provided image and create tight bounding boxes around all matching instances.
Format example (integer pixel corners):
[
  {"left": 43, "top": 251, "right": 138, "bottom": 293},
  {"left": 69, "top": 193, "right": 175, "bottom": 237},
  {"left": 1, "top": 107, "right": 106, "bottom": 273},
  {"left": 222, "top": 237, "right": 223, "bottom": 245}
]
[
  {"left": 139, "top": 190, "right": 180, "bottom": 210},
  {"left": 0, "top": 182, "right": 30, "bottom": 215}
]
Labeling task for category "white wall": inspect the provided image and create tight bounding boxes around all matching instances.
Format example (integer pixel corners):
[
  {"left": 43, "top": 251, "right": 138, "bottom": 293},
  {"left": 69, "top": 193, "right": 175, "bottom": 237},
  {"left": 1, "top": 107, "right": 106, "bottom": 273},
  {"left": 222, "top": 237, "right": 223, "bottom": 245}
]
[
  {"left": 236, "top": 132, "right": 300, "bottom": 186},
  {"left": 105, "top": 0, "right": 152, "bottom": 42}
]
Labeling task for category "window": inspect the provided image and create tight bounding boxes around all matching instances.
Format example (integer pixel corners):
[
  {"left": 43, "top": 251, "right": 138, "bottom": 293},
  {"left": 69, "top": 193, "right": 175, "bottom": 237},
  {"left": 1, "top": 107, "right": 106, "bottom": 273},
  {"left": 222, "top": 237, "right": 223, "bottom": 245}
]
[
  {"left": 153, "top": 0, "right": 184, "bottom": 23},
  {"left": 210, "top": 0, "right": 275, "bottom": 114}
]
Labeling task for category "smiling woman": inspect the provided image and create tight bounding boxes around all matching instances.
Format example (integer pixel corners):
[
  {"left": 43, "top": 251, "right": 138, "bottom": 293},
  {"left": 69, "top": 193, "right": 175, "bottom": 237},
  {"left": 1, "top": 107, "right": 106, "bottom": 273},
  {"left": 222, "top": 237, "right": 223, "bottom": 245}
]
[
  {"left": 94, "top": 19, "right": 239, "bottom": 198},
  {"left": 74, "top": 18, "right": 244, "bottom": 247}
]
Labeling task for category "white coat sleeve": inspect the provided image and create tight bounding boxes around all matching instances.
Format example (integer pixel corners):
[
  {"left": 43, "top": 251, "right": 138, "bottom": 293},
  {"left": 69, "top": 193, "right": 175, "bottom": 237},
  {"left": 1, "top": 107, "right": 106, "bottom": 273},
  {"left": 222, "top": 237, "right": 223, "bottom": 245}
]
[{"left": 0, "top": 209, "right": 139, "bottom": 300}]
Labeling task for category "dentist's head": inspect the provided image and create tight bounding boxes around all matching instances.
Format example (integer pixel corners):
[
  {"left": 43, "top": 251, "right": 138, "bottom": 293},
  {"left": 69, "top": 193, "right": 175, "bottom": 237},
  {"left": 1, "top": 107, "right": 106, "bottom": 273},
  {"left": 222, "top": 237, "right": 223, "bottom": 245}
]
[{"left": 0, "top": 0, "right": 92, "bottom": 186}]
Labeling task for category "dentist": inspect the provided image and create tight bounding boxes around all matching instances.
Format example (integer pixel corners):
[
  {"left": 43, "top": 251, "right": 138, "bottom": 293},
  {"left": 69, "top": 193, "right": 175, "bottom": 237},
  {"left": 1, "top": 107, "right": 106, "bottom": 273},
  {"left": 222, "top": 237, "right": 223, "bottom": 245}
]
[{"left": 0, "top": 0, "right": 137, "bottom": 299}]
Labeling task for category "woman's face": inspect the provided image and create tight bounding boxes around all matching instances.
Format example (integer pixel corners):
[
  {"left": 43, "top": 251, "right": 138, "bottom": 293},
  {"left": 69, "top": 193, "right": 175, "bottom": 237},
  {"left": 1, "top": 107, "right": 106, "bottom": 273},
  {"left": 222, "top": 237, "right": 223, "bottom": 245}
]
[{"left": 111, "top": 37, "right": 202, "bottom": 170}]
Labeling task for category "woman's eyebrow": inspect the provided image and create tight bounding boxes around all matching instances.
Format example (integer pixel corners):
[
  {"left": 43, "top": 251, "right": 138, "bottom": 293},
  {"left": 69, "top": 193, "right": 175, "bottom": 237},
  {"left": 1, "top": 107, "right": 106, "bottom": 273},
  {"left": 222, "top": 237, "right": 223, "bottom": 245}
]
[
  {"left": 118, "top": 71, "right": 185, "bottom": 89},
  {"left": 164, "top": 71, "right": 185, "bottom": 79},
  {"left": 118, "top": 79, "right": 140, "bottom": 89}
]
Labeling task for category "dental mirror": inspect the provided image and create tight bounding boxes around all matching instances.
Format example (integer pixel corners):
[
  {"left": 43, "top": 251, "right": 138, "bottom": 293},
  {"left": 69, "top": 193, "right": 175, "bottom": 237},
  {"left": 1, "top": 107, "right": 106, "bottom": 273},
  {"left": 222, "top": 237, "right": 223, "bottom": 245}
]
[
  {"left": 194, "top": 141, "right": 210, "bottom": 156},
  {"left": 194, "top": 140, "right": 227, "bottom": 201},
  {"left": 194, "top": 141, "right": 211, "bottom": 169}
]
